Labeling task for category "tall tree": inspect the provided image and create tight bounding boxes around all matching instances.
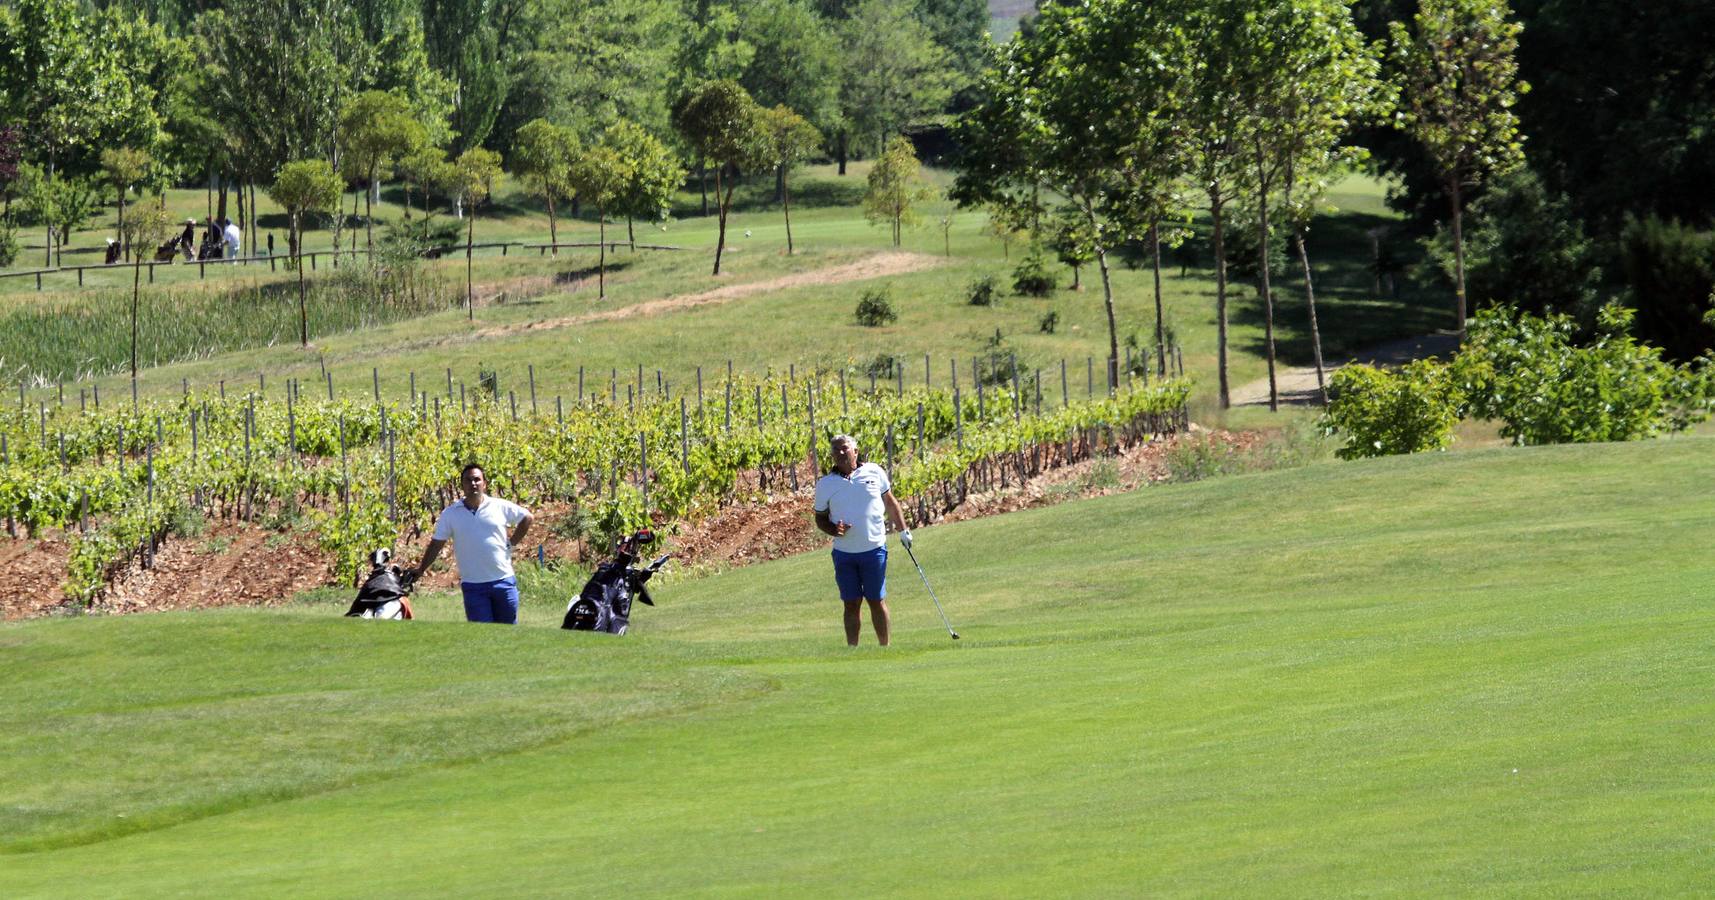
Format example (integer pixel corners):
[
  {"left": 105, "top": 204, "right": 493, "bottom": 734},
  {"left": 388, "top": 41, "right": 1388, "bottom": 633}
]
[
  {"left": 421, "top": 0, "right": 526, "bottom": 152},
  {"left": 267, "top": 159, "right": 342, "bottom": 346},
  {"left": 338, "top": 90, "right": 427, "bottom": 249},
  {"left": 672, "top": 80, "right": 769, "bottom": 275},
  {"left": 1389, "top": 0, "right": 1528, "bottom": 340},
  {"left": 100, "top": 147, "right": 152, "bottom": 262},
  {"left": 757, "top": 105, "right": 824, "bottom": 254},
  {"left": 450, "top": 147, "right": 503, "bottom": 318},
  {"left": 569, "top": 137, "right": 633, "bottom": 299},
  {"left": 126, "top": 200, "right": 172, "bottom": 381},
  {"left": 738, "top": 0, "right": 840, "bottom": 138},
  {"left": 836, "top": 0, "right": 955, "bottom": 160},
  {"left": 955, "top": 0, "right": 1196, "bottom": 394},
  {"left": 864, "top": 135, "right": 932, "bottom": 247},
  {"left": 511, "top": 118, "right": 579, "bottom": 253},
  {"left": 607, "top": 119, "right": 685, "bottom": 250}
]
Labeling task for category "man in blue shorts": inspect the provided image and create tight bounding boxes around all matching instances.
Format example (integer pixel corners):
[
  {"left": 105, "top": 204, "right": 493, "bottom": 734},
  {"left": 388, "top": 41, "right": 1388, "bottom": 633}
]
[
  {"left": 412, "top": 463, "right": 534, "bottom": 624},
  {"left": 813, "top": 434, "right": 910, "bottom": 646}
]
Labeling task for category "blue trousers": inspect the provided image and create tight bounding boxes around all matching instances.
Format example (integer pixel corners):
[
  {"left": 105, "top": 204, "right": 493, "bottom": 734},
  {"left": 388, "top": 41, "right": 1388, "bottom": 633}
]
[{"left": 461, "top": 577, "right": 520, "bottom": 624}]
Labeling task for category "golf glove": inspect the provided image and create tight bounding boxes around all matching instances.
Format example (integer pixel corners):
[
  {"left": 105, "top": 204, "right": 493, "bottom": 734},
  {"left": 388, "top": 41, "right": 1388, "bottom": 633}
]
[{"left": 899, "top": 530, "right": 913, "bottom": 549}]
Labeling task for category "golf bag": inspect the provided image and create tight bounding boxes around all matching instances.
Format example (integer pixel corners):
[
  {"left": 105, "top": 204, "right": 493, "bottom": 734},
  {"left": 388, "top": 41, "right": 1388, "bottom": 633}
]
[
  {"left": 561, "top": 529, "right": 670, "bottom": 635},
  {"left": 345, "top": 549, "right": 416, "bottom": 620}
]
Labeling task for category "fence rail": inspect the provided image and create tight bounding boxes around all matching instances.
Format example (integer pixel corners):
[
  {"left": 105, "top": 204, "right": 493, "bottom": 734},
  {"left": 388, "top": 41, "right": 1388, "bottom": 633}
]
[{"left": 0, "top": 239, "right": 686, "bottom": 290}]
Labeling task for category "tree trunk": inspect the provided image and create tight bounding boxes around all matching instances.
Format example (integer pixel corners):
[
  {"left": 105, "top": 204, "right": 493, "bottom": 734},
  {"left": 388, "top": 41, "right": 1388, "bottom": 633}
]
[
  {"left": 1071, "top": 263, "right": 1080, "bottom": 290},
  {"left": 837, "top": 131, "right": 848, "bottom": 176},
  {"left": 699, "top": 158, "right": 709, "bottom": 217},
  {"left": 598, "top": 209, "right": 607, "bottom": 300},
  {"left": 1450, "top": 178, "right": 1467, "bottom": 341},
  {"left": 117, "top": 191, "right": 128, "bottom": 263},
  {"left": 364, "top": 168, "right": 375, "bottom": 251},
  {"left": 1151, "top": 220, "right": 1166, "bottom": 376},
  {"left": 296, "top": 214, "right": 309, "bottom": 347},
  {"left": 712, "top": 165, "right": 729, "bottom": 276},
  {"left": 466, "top": 210, "right": 475, "bottom": 320},
  {"left": 237, "top": 179, "right": 247, "bottom": 256},
  {"left": 1295, "top": 232, "right": 1328, "bottom": 406},
  {"left": 44, "top": 152, "right": 54, "bottom": 267},
  {"left": 249, "top": 183, "right": 259, "bottom": 261},
  {"left": 1085, "top": 202, "right": 1119, "bottom": 396},
  {"left": 132, "top": 252, "right": 142, "bottom": 379},
  {"left": 1256, "top": 145, "right": 1278, "bottom": 411},
  {"left": 547, "top": 195, "right": 558, "bottom": 254},
  {"left": 775, "top": 164, "right": 785, "bottom": 204},
  {"left": 217, "top": 173, "right": 228, "bottom": 222},
  {"left": 783, "top": 175, "right": 794, "bottom": 255},
  {"left": 627, "top": 215, "right": 635, "bottom": 251},
  {"left": 1211, "top": 189, "right": 1230, "bottom": 409}
]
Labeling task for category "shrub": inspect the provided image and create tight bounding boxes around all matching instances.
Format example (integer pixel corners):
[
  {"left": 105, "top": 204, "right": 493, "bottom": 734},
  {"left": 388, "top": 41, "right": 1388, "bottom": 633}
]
[
  {"left": 1038, "top": 310, "right": 1059, "bottom": 334},
  {"left": 0, "top": 220, "right": 18, "bottom": 267},
  {"left": 859, "top": 352, "right": 901, "bottom": 379},
  {"left": 1012, "top": 250, "right": 1058, "bottom": 297},
  {"left": 1617, "top": 214, "right": 1715, "bottom": 360},
  {"left": 1453, "top": 304, "right": 1715, "bottom": 444},
  {"left": 966, "top": 275, "right": 998, "bottom": 306},
  {"left": 1422, "top": 167, "right": 1603, "bottom": 326},
  {"left": 1321, "top": 360, "right": 1463, "bottom": 459},
  {"left": 854, "top": 287, "right": 897, "bottom": 326}
]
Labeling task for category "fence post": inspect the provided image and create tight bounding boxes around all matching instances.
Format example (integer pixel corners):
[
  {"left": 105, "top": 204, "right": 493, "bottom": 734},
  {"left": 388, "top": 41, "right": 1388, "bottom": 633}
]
[
  {"left": 680, "top": 397, "right": 690, "bottom": 476},
  {"left": 917, "top": 402, "right": 925, "bottom": 460},
  {"left": 529, "top": 364, "right": 537, "bottom": 414},
  {"left": 338, "top": 415, "right": 349, "bottom": 519},
  {"left": 696, "top": 366, "right": 704, "bottom": 415},
  {"left": 1087, "top": 357, "right": 1094, "bottom": 397}
]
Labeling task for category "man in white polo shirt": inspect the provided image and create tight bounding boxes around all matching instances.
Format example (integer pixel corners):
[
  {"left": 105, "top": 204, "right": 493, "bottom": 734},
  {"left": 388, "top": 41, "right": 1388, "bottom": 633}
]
[
  {"left": 412, "top": 463, "right": 534, "bottom": 623},
  {"left": 813, "top": 434, "right": 910, "bottom": 646}
]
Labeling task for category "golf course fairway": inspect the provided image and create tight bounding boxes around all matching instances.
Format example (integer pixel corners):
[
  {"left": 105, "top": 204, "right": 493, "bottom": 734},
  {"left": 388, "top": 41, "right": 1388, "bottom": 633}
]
[{"left": 4, "top": 437, "right": 1713, "bottom": 896}]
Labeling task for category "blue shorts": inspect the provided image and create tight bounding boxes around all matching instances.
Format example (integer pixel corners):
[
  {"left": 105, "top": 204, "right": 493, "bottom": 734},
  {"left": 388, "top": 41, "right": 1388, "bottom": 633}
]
[
  {"left": 461, "top": 577, "right": 520, "bottom": 624},
  {"left": 831, "top": 547, "right": 888, "bottom": 602}
]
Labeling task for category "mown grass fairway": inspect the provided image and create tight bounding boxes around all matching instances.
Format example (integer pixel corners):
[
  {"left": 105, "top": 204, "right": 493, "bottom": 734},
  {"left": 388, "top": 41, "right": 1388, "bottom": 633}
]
[{"left": 5, "top": 437, "right": 1714, "bottom": 895}]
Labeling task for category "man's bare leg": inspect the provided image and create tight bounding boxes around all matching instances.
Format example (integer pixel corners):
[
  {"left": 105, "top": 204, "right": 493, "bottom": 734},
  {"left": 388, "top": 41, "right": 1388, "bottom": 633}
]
[
  {"left": 867, "top": 598, "right": 890, "bottom": 647},
  {"left": 843, "top": 600, "right": 862, "bottom": 646}
]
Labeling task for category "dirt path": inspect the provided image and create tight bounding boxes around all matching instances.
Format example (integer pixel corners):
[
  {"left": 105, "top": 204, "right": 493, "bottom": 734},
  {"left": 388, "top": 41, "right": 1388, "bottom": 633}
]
[
  {"left": 1231, "top": 332, "right": 1460, "bottom": 406},
  {"left": 470, "top": 251, "right": 943, "bottom": 341}
]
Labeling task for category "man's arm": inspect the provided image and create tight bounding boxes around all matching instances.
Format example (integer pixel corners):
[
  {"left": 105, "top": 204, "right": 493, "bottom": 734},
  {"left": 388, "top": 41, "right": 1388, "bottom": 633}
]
[
  {"left": 882, "top": 490, "right": 908, "bottom": 534},
  {"left": 414, "top": 538, "right": 448, "bottom": 579},
  {"left": 814, "top": 508, "right": 849, "bottom": 537},
  {"left": 509, "top": 512, "right": 533, "bottom": 547}
]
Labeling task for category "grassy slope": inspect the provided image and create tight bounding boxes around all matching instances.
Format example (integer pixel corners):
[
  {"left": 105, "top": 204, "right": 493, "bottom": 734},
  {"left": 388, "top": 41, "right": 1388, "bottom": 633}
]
[
  {"left": 11, "top": 169, "right": 1441, "bottom": 420},
  {"left": 4, "top": 436, "right": 1714, "bottom": 895}
]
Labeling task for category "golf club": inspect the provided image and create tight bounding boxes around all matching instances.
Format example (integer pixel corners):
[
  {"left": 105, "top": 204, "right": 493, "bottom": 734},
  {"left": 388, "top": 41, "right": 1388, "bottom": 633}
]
[{"left": 902, "top": 543, "right": 960, "bottom": 640}]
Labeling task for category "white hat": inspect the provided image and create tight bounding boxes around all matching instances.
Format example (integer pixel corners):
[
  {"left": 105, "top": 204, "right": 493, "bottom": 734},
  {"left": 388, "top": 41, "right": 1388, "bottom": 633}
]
[
  {"left": 186, "top": 218, "right": 196, "bottom": 223},
  {"left": 105, "top": 237, "right": 116, "bottom": 244}
]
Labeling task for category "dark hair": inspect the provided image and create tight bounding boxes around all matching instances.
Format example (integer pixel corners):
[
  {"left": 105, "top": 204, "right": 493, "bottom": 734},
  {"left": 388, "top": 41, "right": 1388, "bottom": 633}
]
[{"left": 460, "top": 463, "right": 484, "bottom": 480}]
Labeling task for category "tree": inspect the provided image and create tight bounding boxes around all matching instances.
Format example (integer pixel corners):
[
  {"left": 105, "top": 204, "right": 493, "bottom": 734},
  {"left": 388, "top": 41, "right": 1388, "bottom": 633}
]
[
  {"left": 100, "top": 147, "right": 152, "bottom": 262},
  {"left": 0, "top": 0, "right": 138, "bottom": 264},
  {"left": 398, "top": 144, "right": 454, "bottom": 220},
  {"left": 955, "top": 0, "right": 1196, "bottom": 395},
  {"left": 1239, "top": 0, "right": 1388, "bottom": 408},
  {"left": 505, "top": 0, "right": 684, "bottom": 147},
  {"left": 338, "top": 90, "right": 427, "bottom": 250},
  {"left": 672, "top": 80, "right": 769, "bottom": 275},
  {"left": 450, "top": 147, "right": 503, "bottom": 319},
  {"left": 126, "top": 200, "right": 172, "bottom": 381},
  {"left": 607, "top": 120, "right": 685, "bottom": 250},
  {"left": 738, "top": 0, "right": 840, "bottom": 140},
  {"left": 422, "top": 0, "right": 525, "bottom": 152},
  {"left": 19, "top": 166, "right": 100, "bottom": 267},
  {"left": 757, "top": 105, "right": 824, "bottom": 254},
  {"left": 511, "top": 119, "right": 579, "bottom": 253},
  {"left": 1046, "top": 209, "right": 1096, "bottom": 291},
  {"left": 1389, "top": 0, "right": 1528, "bottom": 340},
  {"left": 568, "top": 138, "right": 633, "bottom": 300},
  {"left": 836, "top": 0, "right": 955, "bottom": 162},
  {"left": 864, "top": 136, "right": 932, "bottom": 247},
  {"left": 267, "top": 159, "right": 342, "bottom": 346}
]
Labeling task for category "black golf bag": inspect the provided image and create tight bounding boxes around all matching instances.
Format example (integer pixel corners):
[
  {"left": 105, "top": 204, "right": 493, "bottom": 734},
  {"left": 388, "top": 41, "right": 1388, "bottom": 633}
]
[
  {"left": 345, "top": 549, "right": 417, "bottom": 620},
  {"left": 561, "top": 529, "right": 670, "bottom": 635}
]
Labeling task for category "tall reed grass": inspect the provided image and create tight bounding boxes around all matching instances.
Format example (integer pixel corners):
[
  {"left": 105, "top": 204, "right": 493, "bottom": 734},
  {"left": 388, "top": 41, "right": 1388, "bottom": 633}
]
[{"left": 0, "top": 259, "right": 458, "bottom": 383}]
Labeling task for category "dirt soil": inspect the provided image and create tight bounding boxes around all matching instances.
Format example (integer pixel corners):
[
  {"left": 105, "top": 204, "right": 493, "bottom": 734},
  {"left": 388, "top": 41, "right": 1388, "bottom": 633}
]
[{"left": 0, "top": 428, "right": 1258, "bottom": 619}]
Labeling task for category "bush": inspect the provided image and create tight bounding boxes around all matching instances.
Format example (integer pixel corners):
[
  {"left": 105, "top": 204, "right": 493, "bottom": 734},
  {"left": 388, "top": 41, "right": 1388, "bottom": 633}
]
[
  {"left": 854, "top": 287, "right": 897, "bottom": 326},
  {"left": 1453, "top": 304, "right": 1715, "bottom": 444},
  {"left": 1618, "top": 214, "right": 1715, "bottom": 360},
  {"left": 966, "top": 275, "right": 998, "bottom": 306},
  {"left": 1422, "top": 167, "right": 1603, "bottom": 326},
  {"left": 0, "top": 220, "right": 18, "bottom": 267},
  {"left": 1038, "top": 310, "right": 1059, "bottom": 334},
  {"left": 1321, "top": 360, "right": 1463, "bottom": 459},
  {"left": 859, "top": 352, "right": 901, "bottom": 379},
  {"left": 1012, "top": 250, "right": 1058, "bottom": 296}
]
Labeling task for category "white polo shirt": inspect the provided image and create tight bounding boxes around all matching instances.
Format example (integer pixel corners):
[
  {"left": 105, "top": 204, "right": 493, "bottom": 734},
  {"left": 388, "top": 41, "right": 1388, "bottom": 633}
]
[
  {"left": 432, "top": 496, "right": 529, "bottom": 583},
  {"left": 813, "top": 462, "right": 892, "bottom": 553}
]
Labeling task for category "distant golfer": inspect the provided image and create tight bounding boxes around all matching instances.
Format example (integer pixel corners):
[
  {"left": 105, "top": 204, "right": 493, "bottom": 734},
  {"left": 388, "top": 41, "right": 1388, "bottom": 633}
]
[
  {"left": 412, "top": 464, "right": 534, "bottom": 624},
  {"left": 813, "top": 434, "right": 910, "bottom": 646}
]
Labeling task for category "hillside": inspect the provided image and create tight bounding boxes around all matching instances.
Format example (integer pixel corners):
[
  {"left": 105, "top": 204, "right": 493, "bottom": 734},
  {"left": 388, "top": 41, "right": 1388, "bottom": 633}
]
[{"left": 4, "top": 437, "right": 1713, "bottom": 894}]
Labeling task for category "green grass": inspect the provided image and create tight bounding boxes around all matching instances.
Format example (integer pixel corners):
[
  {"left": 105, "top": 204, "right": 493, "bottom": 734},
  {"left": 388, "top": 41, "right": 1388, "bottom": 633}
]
[
  {"left": 4, "top": 436, "right": 1715, "bottom": 895},
  {"left": 3, "top": 169, "right": 1443, "bottom": 424}
]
